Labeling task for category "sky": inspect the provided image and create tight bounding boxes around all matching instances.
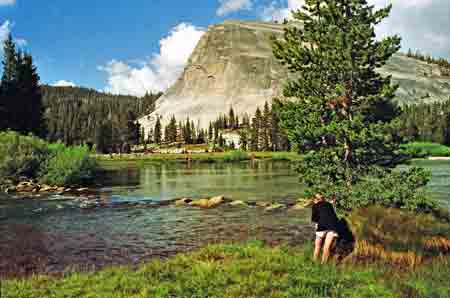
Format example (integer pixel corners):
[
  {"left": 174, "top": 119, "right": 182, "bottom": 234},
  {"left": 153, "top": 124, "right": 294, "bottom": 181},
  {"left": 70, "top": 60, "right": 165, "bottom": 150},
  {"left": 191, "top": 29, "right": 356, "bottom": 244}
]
[{"left": 0, "top": 0, "right": 448, "bottom": 96}]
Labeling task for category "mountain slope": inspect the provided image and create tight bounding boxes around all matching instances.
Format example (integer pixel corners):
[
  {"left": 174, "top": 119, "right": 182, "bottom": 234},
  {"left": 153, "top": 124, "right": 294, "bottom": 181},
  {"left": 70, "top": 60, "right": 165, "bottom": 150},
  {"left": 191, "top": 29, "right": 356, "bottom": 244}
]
[{"left": 138, "top": 20, "right": 450, "bottom": 133}]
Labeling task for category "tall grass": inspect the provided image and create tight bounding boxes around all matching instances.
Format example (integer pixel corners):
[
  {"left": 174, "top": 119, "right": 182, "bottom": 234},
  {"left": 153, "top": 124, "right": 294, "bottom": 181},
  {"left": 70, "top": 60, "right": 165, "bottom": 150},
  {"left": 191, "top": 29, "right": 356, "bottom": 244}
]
[
  {"left": 40, "top": 143, "right": 98, "bottom": 186},
  {"left": 223, "top": 150, "right": 250, "bottom": 162},
  {"left": 401, "top": 142, "right": 450, "bottom": 158},
  {"left": 0, "top": 131, "right": 49, "bottom": 178},
  {"left": 0, "top": 131, "right": 97, "bottom": 186},
  {"left": 3, "top": 239, "right": 449, "bottom": 298},
  {"left": 348, "top": 207, "right": 450, "bottom": 266}
]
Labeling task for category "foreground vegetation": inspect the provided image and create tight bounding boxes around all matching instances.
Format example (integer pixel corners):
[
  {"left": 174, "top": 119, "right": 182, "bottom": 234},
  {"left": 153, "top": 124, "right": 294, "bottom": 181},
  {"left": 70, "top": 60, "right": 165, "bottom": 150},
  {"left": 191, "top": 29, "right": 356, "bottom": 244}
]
[
  {"left": 401, "top": 142, "right": 450, "bottom": 158},
  {"left": 0, "top": 131, "right": 97, "bottom": 186},
  {"left": 96, "top": 151, "right": 302, "bottom": 164},
  {"left": 3, "top": 207, "right": 449, "bottom": 298}
]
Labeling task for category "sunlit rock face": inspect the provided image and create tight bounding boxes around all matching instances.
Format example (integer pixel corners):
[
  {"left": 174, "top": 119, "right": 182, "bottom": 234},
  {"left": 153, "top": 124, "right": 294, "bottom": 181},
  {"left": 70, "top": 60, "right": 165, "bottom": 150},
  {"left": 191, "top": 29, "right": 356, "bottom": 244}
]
[{"left": 138, "top": 20, "right": 450, "bottom": 133}]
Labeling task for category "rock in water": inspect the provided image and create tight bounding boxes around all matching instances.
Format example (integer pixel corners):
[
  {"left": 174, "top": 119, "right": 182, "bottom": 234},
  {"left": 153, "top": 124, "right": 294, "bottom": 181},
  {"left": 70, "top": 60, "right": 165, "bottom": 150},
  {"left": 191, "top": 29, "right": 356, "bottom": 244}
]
[
  {"left": 175, "top": 198, "right": 193, "bottom": 206},
  {"left": 138, "top": 20, "right": 450, "bottom": 133},
  {"left": 189, "top": 196, "right": 226, "bottom": 208},
  {"left": 207, "top": 195, "right": 226, "bottom": 208},
  {"left": 189, "top": 198, "right": 211, "bottom": 209},
  {"left": 264, "top": 203, "right": 286, "bottom": 212},
  {"left": 229, "top": 200, "right": 247, "bottom": 207}
]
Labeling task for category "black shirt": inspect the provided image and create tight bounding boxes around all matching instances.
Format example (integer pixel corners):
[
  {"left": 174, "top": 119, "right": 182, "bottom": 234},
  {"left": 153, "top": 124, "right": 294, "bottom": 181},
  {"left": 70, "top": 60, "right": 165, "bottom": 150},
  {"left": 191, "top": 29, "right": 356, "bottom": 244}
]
[{"left": 311, "top": 201, "right": 339, "bottom": 232}]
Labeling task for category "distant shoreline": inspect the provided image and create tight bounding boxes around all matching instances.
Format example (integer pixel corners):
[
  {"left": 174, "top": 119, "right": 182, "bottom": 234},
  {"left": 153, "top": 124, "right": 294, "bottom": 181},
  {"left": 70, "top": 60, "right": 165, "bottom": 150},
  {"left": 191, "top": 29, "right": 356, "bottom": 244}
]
[{"left": 428, "top": 156, "right": 450, "bottom": 160}]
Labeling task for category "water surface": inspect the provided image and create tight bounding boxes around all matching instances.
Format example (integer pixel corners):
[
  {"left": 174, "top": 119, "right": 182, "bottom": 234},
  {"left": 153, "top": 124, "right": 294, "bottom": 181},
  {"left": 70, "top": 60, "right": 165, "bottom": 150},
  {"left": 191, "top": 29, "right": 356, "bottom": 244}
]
[{"left": 1, "top": 159, "right": 449, "bottom": 277}]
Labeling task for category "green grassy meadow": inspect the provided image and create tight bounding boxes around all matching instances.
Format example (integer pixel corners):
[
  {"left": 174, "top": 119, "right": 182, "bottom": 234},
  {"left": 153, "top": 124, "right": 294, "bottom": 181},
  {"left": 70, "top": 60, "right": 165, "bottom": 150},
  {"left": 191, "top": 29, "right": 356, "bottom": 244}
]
[{"left": 4, "top": 207, "right": 449, "bottom": 298}]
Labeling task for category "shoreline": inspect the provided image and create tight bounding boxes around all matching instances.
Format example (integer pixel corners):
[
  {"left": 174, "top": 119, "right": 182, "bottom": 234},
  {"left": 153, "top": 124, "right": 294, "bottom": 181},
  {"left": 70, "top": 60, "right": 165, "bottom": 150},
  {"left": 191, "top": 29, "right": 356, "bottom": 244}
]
[{"left": 95, "top": 151, "right": 302, "bottom": 165}]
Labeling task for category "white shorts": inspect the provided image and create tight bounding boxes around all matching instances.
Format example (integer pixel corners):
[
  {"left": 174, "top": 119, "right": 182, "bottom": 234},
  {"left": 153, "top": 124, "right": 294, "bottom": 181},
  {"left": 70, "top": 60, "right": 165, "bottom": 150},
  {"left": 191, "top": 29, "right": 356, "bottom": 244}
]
[{"left": 316, "top": 230, "right": 338, "bottom": 240}]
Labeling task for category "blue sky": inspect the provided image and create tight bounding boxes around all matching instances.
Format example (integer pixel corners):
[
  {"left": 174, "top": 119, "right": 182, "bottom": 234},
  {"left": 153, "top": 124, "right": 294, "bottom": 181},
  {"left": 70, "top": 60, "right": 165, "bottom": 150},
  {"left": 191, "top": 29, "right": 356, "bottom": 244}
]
[{"left": 0, "top": 0, "right": 448, "bottom": 96}]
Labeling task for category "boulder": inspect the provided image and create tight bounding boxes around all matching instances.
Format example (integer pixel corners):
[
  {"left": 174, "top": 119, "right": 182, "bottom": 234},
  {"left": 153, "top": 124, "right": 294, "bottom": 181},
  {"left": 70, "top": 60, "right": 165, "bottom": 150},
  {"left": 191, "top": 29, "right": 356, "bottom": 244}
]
[
  {"left": 229, "top": 200, "right": 247, "bottom": 207},
  {"left": 189, "top": 198, "right": 211, "bottom": 208},
  {"left": 207, "top": 195, "right": 226, "bottom": 208},
  {"left": 175, "top": 198, "right": 193, "bottom": 206},
  {"left": 4, "top": 187, "right": 16, "bottom": 193},
  {"left": 256, "top": 201, "right": 271, "bottom": 208},
  {"left": 16, "top": 181, "right": 38, "bottom": 192},
  {"left": 39, "top": 185, "right": 54, "bottom": 192},
  {"left": 264, "top": 203, "right": 286, "bottom": 212},
  {"left": 80, "top": 200, "right": 98, "bottom": 209}
]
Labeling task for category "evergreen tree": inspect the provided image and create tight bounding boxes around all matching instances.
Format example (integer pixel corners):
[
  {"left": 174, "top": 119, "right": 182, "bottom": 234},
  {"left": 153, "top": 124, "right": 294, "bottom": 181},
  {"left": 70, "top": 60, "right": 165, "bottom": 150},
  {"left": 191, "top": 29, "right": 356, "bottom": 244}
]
[
  {"left": 0, "top": 35, "right": 18, "bottom": 131},
  {"left": 166, "top": 115, "right": 178, "bottom": 143},
  {"left": 208, "top": 122, "right": 213, "bottom": 143},
  {"left": 229, "top": 106, "right": 235, "bottom": 129},
  {"left": 238, "top": 129, "right": 249, "bottom": 151},
  {"left": 272, "top": 0, "right": 430, "bottom": 210},
  {"left": 154, "top": 117, "right": 162, "bottom": 145},
  {"left": 262, "top": 102, "right": 272, "bottom": 151},
  {"left": 250, "top": 108, "right": 262, "bottom": 151}
]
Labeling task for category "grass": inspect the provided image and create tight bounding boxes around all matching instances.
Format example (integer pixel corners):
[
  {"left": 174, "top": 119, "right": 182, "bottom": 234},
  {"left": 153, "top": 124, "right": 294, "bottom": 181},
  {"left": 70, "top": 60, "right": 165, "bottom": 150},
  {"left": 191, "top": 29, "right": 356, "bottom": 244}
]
[
  {"left": 3, "top": 207, "right": 450, "bottom": 298},
  {"left": 95, "top": 151, "right": 301, "bottom": 166},
  {"left": 3, "top": 242, "right": 449, "bottom": 298},
  {"left": 401, "top": 142, "right": 450, "bottom": 158},
  {"left": 222, "top": 150, "right": 250, "bottom": 162}
]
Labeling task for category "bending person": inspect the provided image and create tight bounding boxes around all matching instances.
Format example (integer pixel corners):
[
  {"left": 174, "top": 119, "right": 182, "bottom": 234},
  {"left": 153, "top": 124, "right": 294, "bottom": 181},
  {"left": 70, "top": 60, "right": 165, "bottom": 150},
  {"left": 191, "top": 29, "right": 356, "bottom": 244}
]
[{"left": 311, "top": 194, "right": 339, "bottom": 263}]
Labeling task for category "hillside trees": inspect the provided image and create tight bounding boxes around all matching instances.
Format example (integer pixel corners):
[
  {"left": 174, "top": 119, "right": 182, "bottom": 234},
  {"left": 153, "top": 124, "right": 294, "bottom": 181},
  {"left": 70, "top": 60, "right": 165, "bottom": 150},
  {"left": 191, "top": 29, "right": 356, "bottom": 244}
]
[
  {"left": 0, "top": 35, "right": 44, "bottom": 136},
  {"left": 272, "top": 0, "right": 433, "bottom": 211},
  {"left": 42, "top": 86, "right": 160, "bottom": 153},
  {"left": 399, "top": 98, "right": 450, "bottom": 145}
]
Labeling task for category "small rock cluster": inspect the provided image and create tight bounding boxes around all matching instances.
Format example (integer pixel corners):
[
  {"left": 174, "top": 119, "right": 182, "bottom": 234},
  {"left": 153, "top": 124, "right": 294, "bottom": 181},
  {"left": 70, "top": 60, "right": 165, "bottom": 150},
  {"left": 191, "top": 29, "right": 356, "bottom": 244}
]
[
  {"left": 2, "top": 179, "right": 95, "bottom": 197},
  {"left": 175, "top": 195, "right": 310, "bottom": 212}
]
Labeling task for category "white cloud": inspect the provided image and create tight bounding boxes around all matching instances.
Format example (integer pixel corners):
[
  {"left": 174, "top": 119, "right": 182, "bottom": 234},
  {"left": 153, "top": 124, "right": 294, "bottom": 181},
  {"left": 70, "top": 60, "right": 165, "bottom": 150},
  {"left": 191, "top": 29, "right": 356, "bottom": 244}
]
[
  {"left": 53, "top": 80, "right": 76, "bottom": 87},
  {"left": 217, "top": 0, "right": 253, "bottom": 16},
  {"left": 0, "top": 20, "right": 28, "bottom": 50},
  {"left": 0, "top": 0, "right": 15, "bottom": 6},
  {"left": 260, "top": 0, "right": 449, "bottom": 59},
  {"left": 0, "top": 20, "right": 11, "bottom": 44},
  {"left": 260, "top": 0, "right": 304, "bottom": 22},
  {"left": 372, "top": 0, "right": 449, "bottom": 58},
  {"left": 371, "top": 0, "right": 433, "bottom": 8},
  {"left": 100, "top": 23, "right": 205, "bottom": 97}
]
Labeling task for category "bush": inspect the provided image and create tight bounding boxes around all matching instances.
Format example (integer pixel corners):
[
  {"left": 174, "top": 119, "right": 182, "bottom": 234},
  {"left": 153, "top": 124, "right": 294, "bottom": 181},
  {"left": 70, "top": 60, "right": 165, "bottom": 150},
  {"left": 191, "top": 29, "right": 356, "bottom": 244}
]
[
  {"left": 0, "top": 131, "right": 49, "bottom": 178},
  {"left": 223, "top": 150, "right": 250, "bottom": 162},
  {"left": 401, "top": 142, "right": 450, "bottom": 158},
  {"left": 338, "top": 167, "right": 437, "bottom": 213},
  {"left": 40, "top": 143, "right": 98, "bottom": 186},
  {"left": 0, "top": 131, "right": 97, "bottom": 186}
]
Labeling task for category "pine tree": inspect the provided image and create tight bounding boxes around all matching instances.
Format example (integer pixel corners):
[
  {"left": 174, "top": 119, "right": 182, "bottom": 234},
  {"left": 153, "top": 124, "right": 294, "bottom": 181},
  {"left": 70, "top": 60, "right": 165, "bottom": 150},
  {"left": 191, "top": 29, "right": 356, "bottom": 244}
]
[
  {"left": 250, "top": 108, "right": 262, "bottom": 151},
  {"left": 229, "top": 106, "right": 235, "bottom": 129},
  {"left": 272, "top": 0, "right": 430, "bottom": 210},
  {"left": 262, "top": 102, "right": 272, "bottom": 151},
  {"left": 238, "top": 129, "right": 249, "bottom": 150},
  {"left": 0, "top": 34, "right": 18, "bottom": 131},
  {"left": 208, "top": 122, "right": 213, "bottom": 143},
  {"left": 166, "top": 115, "right": 177, "bottom": 143},
  {"left": 154, "top": 117, "right": 162, "bottom": 144}
]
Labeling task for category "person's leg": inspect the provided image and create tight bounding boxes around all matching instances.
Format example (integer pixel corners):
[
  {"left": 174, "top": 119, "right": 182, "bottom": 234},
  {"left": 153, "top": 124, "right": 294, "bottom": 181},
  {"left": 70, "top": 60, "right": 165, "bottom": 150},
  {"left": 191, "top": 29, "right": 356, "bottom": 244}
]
[
  {"left": 314, "top": 233, "right": 324, "bottom": 262},
  {"left": 322, "top": 232, "right": 337, "bottom": 263}
]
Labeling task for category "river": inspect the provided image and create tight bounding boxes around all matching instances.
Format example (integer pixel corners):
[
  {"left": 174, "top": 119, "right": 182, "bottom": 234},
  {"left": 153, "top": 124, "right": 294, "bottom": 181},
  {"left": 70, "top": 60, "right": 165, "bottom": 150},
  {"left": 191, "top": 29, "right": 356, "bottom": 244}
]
[{"left": 1, "top": 159, "right": 449, "bottom": 277}]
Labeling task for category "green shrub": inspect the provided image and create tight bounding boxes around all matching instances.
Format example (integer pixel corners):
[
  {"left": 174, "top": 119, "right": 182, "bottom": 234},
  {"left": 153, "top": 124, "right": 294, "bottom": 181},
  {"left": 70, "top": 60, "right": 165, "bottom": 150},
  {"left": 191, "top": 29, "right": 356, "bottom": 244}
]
[
  {"left": 223, "top": 150, "right": 250, "bottom": 162},
  {"left": 40, "top": 143, "right": 98, "bottom": 186},
  {"left": 338, "top": 167, "right": 437, "bottom": 213},
  {"left": 0, "top": 131, "right": 49, "bottom": 178},
  {"left": 401, "top": 142, "right": 450, "bottom": 158},
  {"left": 0, "top": 131, "right": 97, "bottom": 186}
]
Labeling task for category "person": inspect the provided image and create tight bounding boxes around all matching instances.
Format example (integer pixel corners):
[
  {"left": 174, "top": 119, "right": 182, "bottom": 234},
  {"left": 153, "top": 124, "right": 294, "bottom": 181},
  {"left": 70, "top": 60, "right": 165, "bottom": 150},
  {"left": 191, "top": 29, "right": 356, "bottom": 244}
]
[{"left": 311, "top": 194, "right": 340, "bottom": 263}]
